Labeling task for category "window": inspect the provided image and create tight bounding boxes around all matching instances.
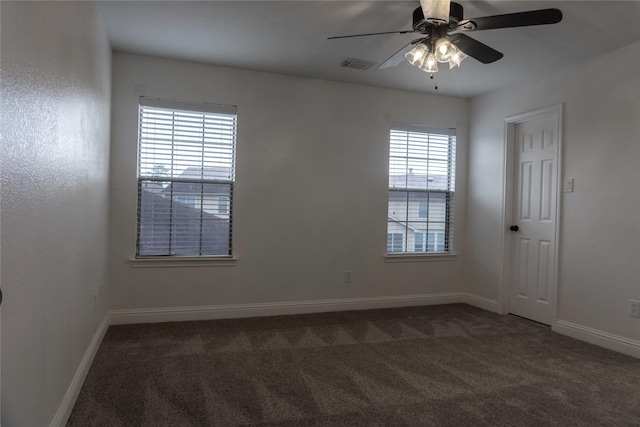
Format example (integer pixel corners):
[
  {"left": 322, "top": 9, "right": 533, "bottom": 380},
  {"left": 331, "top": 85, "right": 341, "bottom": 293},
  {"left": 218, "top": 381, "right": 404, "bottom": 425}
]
[
  {"left": 217, "top": 196, "right": 229, "bottom": 215},
  {"left": 427, "top": 232, "right": 445, "bottom": 252},
  {"left": 176, "top": 195, "right": 197, "bottom": 206},
  {"left": 387, "top": 233, "right": 404, "bottom": 253},
  {"left": 417, "top": 201, "right": 428, "bottom": 219},
  {"left": 414, "top": 232, "right": 445, "bottom": 252},
  {"left": 415, "top": 232, "right": 425, "bottom": 252},
  {"left": 387, "top": 124, "right": 455, "bottom": 254},
  {"left": 136, "top": 97, "right": 237, "bottom": 257}
]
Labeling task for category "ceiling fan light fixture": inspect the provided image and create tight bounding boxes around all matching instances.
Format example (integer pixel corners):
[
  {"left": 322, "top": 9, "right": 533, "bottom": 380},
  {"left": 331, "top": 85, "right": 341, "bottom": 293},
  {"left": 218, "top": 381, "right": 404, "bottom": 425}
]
[
  {"left": 434, "top": 38, "right": 454, "bottom": 62},
  {"left": 406, "top": 39, "right": 464, "bottom": 74},
  {"left": 329, "top": 2, "right": 563, "bottom": 80},
  {"left": 405, "top": 43, "right": 430, "bottom": 67},
  {"left": 448, "top": 49, "right": 467, "bottom": 68},
  {"left": 420, "top": 0, "right": 451, "bottom": 24},
  {"left": 419, "top": 52, "right": 439, "bottom": 73}
]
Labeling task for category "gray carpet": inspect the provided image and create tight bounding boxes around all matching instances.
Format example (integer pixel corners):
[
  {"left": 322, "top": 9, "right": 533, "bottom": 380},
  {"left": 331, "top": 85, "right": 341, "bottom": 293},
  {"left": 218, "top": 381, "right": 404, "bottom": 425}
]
[{"left": 68, "top": 304, "right": 640, "bottom": 426}]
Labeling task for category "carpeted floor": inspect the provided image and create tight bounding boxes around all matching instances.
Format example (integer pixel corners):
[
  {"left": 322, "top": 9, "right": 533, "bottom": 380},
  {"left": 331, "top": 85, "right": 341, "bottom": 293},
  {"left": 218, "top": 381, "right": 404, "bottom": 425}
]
[{"left": 68, "top": 304, "right": 640, "bottom": 426}]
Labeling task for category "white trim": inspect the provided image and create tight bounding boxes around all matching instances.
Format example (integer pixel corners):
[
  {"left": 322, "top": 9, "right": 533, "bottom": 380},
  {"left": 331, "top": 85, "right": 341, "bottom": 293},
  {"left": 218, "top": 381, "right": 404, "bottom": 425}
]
[
  {"left": 500, "top": 104, "right": 563, "bottom": 323},
  {"left": 463, "top": 294, "right": 500, "bottom": 313},
  {"left": 129, "top": 256, "right": 237, "bottom": 268},
  {"left": 387, "top": 216, "right": 420, "bottom": 232},
  {"left": 109, "top": 293, "right": 467, "bottom": 325},
  {"left": 49, "top": 315, "right": 110, "bottom": 427},
  {"left": 384, "top": 253, "right": 457, "bottom": 263},
  {"left": 391, "top": 122, "right": 456, "bottom": 137},
  {"left": 504, "top": 104, "right": 563, "bottom": 125},
  {"left": 139, "top": 96, "right": 237, "bottom": 115},
  {"left": 498, "top": 117, "right": 515, "bottom": 315},
  {"left": 554, "top": 320, "right": 640, "bottom": 359}
]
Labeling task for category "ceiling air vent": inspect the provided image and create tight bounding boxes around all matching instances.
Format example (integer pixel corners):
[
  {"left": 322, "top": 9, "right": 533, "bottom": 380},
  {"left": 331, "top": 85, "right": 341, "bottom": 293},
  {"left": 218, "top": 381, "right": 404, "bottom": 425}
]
[{"left": 340, "top": 58, "right": 377, "bottom": 71}]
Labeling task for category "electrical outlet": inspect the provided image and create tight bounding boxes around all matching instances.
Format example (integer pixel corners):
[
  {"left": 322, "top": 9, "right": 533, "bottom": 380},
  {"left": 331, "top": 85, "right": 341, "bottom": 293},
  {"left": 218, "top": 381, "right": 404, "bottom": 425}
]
[
  {"left": 630, "top": 300, "right": 640, "bottom": 318},
  {"left": 344, "top": 271, "right": 352, "bottom": 284}
]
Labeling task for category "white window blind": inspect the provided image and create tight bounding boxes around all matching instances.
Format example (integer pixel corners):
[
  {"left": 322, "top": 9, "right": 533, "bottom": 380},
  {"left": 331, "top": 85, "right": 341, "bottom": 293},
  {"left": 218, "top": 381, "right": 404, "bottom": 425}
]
[
  {"left": 387, "top": 124, "right": 456, "bottom": 254},
  {"left": 136, "top": 97, "right": 237, "bottom": 257}
]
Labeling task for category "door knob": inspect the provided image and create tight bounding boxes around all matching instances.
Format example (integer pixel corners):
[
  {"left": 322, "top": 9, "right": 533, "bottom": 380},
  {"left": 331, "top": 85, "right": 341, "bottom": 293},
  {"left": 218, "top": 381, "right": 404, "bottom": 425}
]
[{"left": 510, "top": 225, "right": 519, "bottom": 232}]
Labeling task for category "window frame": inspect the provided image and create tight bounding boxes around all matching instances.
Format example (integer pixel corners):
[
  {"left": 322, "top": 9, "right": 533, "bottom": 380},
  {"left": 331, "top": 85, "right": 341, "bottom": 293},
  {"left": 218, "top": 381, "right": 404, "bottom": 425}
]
[
  {"left": 386, "top": 123, "right": 456, "bottom": 258},
  {"left": 133, "top": 97, "right": 238, "bottom": 263}
]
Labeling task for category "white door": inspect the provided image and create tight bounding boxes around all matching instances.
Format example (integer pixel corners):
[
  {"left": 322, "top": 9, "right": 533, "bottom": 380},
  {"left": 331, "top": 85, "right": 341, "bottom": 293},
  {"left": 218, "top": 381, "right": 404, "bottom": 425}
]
[{"left": 508, "top": 112, "right": 560, "bottom": 325}]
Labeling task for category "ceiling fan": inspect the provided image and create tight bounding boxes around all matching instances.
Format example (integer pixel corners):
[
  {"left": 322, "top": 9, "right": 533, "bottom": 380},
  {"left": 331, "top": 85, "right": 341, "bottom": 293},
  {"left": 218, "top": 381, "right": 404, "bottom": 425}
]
[{"left": 328, "top": 0, "right": 562, "bottom": 73}]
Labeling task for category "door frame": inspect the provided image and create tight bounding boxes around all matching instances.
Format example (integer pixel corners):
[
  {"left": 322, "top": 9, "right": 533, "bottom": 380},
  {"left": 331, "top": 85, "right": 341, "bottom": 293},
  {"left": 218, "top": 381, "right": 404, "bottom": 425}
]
[{"left": 498, "top": 104, "right": 563, "bottom": 324}]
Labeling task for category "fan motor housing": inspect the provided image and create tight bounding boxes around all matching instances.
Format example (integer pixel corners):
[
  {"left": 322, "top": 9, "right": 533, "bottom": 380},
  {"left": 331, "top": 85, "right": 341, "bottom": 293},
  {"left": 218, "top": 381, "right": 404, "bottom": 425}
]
[{"left": 413, "top": 2, "right": 464, "bottom": 32}]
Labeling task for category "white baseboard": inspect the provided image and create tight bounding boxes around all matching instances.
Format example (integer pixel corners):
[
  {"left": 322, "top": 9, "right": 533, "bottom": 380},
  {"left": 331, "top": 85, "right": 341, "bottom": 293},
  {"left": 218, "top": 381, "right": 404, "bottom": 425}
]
[
  {"left": 462, "top": 293, "right": 500, "bottom": 313},
  {"left": 50, "top": 314, "right": 111, "bottom": 427},
  {"left": 554, "top": 320, "right": 640, "bottom": 359},
  {"left": 109, "top": 292, "right": 468, "bottom": 325}
]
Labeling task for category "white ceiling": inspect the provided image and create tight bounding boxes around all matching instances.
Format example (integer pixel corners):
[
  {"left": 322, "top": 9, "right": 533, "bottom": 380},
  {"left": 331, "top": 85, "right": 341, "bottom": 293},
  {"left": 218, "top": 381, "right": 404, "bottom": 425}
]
[{"left": 97, "top": 1, "right": 640, "bottom": 98}]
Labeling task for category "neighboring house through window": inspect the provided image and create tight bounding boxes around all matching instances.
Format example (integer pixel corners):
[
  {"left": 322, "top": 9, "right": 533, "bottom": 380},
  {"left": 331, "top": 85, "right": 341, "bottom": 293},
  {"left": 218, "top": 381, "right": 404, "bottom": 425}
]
[
  {"left": 417, "top": 200, "right": 428, "bottom": 219},
  {"left": 414, "top": 232, "right": 445, "bottom": 252},
  {"left": 387, "top": 124, "right": 456, "bottom": 254},
  {"left": 217, "top": 196, "right": 229, "bottom": 215},
  {"left": 427, "top": 232, "right": 445, "bottom": 252},
  {"left": 415, "top": 232, "right": 425, "bottom": 252},
  {"left": 136, "top": 97, "right": 237, "bottom": 257},
  {"left": 387, "top": 233, "right": 404, "bottom": 253},
  {"left": 176, "top": 195, "right": 197, "bottom": 207}
]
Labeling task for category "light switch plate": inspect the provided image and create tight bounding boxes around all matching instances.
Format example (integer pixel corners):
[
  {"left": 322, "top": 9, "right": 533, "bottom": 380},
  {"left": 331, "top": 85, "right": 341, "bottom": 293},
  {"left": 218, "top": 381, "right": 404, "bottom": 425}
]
[{"left": 564, "top": 178, "right": 573, "bottom": 193}]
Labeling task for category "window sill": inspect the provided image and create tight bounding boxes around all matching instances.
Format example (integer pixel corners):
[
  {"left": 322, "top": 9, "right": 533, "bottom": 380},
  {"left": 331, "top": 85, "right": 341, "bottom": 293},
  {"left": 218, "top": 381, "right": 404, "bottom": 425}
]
[
  {"left": 384, "top": 253, "right": 457, "bottom": 263},
  {"left": 129, "top": 256, "right": 237, "bottom": 268}
]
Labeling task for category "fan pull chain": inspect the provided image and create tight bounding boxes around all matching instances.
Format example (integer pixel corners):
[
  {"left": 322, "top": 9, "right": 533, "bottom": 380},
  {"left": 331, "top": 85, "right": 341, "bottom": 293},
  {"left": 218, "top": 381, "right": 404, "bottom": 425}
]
[{"left": 430, "top": 73, "right": 438, "bottom": 90}]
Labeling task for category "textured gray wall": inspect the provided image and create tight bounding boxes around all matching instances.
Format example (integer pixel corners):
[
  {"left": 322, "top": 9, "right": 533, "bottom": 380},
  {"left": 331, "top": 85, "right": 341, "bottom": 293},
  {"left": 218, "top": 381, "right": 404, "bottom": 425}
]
[{"left": 1, "top": 2, "right": 112, "bottom": 425}]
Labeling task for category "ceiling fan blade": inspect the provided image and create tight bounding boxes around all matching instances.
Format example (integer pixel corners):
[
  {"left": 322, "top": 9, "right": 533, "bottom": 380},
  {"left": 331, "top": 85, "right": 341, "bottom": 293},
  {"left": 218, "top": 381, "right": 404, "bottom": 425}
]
[
  {"left": 457, "top": 8, "right": 562, "bottom": 31},
  {"left": 450, "top": 33, "right": 503, "bottom": 64},
  {"left": 328, "top": 30, "right": 418, "bottom": 40},
  {"left": 378, "top": 38, "right": 426, "bottom": 69}
]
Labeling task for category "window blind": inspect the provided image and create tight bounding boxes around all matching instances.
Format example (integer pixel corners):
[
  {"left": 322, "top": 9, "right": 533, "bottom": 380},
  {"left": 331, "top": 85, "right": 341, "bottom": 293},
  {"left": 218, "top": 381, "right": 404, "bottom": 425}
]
[
  {"left": 136, "top": 97, "right": 237, "bottom": 257},
  {"left": 387, "top": 124, "right": 456, "bottom": 254}
]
